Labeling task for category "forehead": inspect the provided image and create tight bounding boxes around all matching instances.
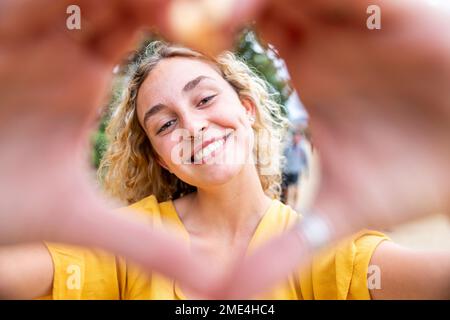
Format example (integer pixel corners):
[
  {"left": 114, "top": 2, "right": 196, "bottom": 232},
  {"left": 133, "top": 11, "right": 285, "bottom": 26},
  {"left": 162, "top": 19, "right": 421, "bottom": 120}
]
[{"left": 138, "top": 57, "right": 223, "bottom": 103}]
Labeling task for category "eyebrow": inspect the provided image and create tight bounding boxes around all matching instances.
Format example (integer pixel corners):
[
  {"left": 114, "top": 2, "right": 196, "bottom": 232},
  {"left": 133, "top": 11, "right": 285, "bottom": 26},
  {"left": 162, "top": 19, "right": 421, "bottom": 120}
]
[
  {"left": 143, "top": 75, "right": 214, "bottom": 125},
  {"left": 182, "top": 75, "right": 213, "bottom": 92},
  {"left": 143, "top": 103, "right": 167, "bottom": 126}
]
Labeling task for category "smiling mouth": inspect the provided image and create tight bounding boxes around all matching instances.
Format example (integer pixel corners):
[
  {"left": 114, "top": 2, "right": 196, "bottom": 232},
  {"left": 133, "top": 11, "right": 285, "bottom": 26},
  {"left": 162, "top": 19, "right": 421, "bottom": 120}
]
[{"left": 190, "top": 132, "right": 232, "bottom": 164}]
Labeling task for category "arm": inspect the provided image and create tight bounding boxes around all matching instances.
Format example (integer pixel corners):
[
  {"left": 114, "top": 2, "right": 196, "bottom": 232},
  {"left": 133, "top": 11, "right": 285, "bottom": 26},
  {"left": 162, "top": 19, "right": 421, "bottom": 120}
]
[
  {"left": 0, "top": 243, "right": 53, "bottom": 299},
  {"left": 369, "top": 241, "right": 450, "bottom": 299}
]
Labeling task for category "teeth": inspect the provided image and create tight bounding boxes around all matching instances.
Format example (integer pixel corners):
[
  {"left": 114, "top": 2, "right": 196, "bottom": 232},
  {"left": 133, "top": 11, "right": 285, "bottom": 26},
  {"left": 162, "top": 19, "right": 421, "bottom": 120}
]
[{"left": 194, "top": 138, "right": 225, "bottom": 162}]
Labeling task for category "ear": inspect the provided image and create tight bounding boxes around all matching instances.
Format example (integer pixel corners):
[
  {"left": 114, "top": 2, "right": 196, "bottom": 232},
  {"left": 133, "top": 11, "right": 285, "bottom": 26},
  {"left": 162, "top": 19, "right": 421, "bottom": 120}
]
[{"left": 240, "top": 97, "right": 256, "bottom": 122}]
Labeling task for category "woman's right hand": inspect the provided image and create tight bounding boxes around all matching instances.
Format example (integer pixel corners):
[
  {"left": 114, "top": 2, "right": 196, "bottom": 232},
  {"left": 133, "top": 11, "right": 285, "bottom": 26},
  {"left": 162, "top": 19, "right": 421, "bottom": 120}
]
[{"left": 0, "top": 0, "right": 221, "bottom": 296}]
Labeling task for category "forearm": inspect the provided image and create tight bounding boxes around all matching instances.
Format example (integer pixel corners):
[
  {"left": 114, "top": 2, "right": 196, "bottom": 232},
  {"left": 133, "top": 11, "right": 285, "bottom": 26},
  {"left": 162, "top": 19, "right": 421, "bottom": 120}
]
[
  {"left": 370, "top": 242, "right": 450, "bottom": 299},
  {"left": 0, "top": 243, "right": 53, "bottom": 299},
  {"left": 414, "top": 251, "right": 450, "bottom": 299}
]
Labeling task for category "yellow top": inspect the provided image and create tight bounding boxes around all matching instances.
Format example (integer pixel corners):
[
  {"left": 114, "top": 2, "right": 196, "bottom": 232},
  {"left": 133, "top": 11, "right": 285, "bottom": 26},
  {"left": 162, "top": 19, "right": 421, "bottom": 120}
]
[{"left": 41, "top": 195, "right": 389, "bottom": 300}]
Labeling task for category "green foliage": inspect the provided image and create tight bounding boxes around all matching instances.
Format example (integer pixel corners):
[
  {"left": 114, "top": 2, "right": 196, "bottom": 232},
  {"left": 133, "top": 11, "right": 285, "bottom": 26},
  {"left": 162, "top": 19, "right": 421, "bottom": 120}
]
[
  {"left": 91, "top": 128, "right": 108, "bottom": 169},
  {"left": 235, "top": 29, "right": 292, "bottom": 113}
]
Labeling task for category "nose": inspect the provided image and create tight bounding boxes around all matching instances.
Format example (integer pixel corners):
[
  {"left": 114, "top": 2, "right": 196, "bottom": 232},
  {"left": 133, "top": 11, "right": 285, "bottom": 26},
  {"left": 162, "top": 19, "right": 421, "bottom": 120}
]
[{"left": 181, "top": 112, "right": 208, "bottom": 141}]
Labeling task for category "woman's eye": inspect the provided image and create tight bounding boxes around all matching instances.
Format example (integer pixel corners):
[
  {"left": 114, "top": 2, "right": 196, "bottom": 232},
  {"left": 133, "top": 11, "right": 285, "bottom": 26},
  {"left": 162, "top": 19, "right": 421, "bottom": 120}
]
[
  {"left": 197, "top": 94, "right": 217, "bottom": 107},
  {"left": 157, "top": 119, "right": 176, "bottom": 134}
]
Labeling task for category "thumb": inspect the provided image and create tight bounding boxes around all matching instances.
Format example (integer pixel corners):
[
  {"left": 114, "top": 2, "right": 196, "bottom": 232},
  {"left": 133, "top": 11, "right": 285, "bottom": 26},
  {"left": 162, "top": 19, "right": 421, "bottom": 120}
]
[{"left": 50, "top": 180, "right": 213, "bottom": 294}]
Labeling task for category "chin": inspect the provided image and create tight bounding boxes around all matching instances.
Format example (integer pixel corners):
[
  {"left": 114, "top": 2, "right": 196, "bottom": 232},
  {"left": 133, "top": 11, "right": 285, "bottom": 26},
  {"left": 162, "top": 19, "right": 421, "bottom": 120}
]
[{"left": 180, "top": 162, "right": 245, "bottom": 189}]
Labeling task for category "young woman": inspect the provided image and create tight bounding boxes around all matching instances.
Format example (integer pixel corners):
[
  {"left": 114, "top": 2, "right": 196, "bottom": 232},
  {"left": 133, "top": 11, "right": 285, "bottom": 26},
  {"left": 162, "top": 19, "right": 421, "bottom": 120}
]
[{"left": 1, "top": 41, "right": 449, "bottom": 300}]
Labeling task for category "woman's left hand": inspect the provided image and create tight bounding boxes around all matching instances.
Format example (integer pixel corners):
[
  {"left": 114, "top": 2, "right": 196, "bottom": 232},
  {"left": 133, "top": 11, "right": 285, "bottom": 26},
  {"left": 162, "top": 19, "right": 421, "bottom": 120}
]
[{"left": 200, "top": 0, "right": 450, "bottom": 299}]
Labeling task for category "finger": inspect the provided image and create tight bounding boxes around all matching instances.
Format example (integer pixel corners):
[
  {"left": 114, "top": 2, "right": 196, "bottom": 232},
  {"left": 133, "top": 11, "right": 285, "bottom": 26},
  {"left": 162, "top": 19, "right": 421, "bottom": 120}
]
[
  {"left": 166, "top": 0, "right": 270, "bottom": 56},
  {"left": 227, "top": 0, "right": 270, "bottom": 31},
  {"left": 0, "top": 0, "right": 66, "bottom": 42},
  {"left": 125, "top": 0, "right": 171, "bottom": 35},
  {"left": 82, "top": 0, "right": 171, "bottom": 65},
  {"left": 88, "top": 22, "right": 143, "bottom": 66}
]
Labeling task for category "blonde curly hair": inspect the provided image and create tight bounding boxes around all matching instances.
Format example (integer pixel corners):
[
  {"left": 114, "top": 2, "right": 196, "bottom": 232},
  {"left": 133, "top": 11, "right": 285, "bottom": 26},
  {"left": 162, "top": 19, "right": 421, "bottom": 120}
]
[{"left": 99, "top": 41, "right": 290, "bottom": 205}]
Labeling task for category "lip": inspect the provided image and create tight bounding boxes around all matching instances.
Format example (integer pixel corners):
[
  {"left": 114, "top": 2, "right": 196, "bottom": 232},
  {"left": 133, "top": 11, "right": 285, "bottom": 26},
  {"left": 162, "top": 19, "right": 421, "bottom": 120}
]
[{"left": 190, "top": 132, "right": 232, "bottom": 164}]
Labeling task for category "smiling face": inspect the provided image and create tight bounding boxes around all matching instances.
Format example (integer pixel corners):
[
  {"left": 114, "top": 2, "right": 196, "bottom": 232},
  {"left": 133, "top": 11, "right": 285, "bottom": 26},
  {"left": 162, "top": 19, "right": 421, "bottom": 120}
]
[{"left": 136, "top": 57, "right": 256, "bottom": 190}]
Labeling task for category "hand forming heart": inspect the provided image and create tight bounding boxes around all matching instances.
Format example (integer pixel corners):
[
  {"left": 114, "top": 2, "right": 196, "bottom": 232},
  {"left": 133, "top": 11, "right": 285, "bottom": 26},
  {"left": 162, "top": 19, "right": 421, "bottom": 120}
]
[{"left": 1, "top": 0, "right": 449, "bottom": 300}]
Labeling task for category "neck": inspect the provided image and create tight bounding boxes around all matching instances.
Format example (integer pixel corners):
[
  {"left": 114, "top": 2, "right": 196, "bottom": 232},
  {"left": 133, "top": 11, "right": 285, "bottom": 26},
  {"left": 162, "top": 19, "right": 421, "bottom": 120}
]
[{"left": 183, "top": 163, "right": 273, "bottom": 239}]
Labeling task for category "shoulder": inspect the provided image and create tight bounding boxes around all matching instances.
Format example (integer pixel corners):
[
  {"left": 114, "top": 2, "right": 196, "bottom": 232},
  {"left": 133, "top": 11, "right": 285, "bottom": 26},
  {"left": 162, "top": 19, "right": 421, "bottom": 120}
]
[
  {"left": 119, "top": 194, "right": 177, "bottom": 225},
  {"left": 126, "top": 194, "right": 161, "bottom": 217},
  {"left": 266, "top": 199, "right": 301, "bottom": 232}
]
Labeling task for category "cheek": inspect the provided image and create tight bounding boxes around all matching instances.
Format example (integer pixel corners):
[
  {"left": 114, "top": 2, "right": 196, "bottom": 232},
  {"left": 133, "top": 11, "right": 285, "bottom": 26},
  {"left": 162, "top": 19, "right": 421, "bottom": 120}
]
[
  {"left": 212, "top": 105, "right": 248, "bottom": 129},
  {"left": 214, "top": 94, "right": 247, "bottom": 124},
  {"left": 229, "top": 104, "right": 252, "bottom": 131},
  {"left": 149, "top": 138, "right": 179, "bottom": 169},
  {"left": 211, "top": 103, "right": 254, "bottom": 153}
]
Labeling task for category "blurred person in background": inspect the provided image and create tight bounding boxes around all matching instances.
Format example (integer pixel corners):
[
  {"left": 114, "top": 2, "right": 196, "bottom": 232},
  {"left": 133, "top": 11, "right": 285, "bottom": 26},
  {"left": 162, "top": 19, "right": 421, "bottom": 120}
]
[{"left": 281, "top": 129, "right": 309, "bottom": 209}]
